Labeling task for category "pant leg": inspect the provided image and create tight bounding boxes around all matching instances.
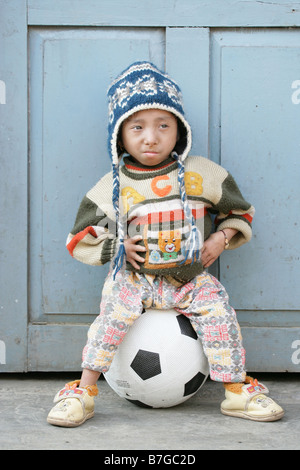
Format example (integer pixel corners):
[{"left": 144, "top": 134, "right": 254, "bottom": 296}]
[
  {"left": 81, "top": 270, "right": 147, "bottom": 373},
  {"left": 174, "top": 272, "right": 246, "bottom": 383}
]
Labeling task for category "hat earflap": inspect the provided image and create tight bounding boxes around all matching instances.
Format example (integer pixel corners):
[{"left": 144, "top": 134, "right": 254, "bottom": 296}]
[
  {"left": 172, "top": 151, "right": 203, "bottom": 264},
  {"left": 111, "top": 162, "right": 126, "bottom": 279}
]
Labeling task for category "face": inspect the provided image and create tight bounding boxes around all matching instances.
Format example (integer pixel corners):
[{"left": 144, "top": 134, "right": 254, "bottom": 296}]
[{"left": 121, "top": 109, "right": 178, "bottom": 166}]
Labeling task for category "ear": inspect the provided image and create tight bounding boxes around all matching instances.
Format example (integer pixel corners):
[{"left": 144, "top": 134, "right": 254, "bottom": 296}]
[{"left": 117, "top": 127, "right": 125, "bottom": 155}]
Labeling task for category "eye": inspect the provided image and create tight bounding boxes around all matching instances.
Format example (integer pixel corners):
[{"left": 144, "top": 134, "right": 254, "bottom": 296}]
[{"left": 160, "top": 124, "right": 168, "bottom": 129}]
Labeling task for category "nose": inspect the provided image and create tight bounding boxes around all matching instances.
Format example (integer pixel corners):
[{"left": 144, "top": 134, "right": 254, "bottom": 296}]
[{"left": 144, "top": 128, "right": 158, "bottom": 145}]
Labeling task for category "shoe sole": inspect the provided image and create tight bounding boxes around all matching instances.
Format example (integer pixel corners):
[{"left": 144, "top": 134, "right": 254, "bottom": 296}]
[
  {"left": 47, "top": 410, "right": 94, "bottom": 427},
  {"left": 221, "top": 408, "right": 284, "bottom": 422}
]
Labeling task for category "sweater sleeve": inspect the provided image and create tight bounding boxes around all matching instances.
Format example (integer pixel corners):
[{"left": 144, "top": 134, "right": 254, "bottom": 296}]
[
  {"left": 213, "top": 172, "right": 255, "bottom": 249},
  {"left": 66, "top": 177, "right": 117, "bottom": 266}
]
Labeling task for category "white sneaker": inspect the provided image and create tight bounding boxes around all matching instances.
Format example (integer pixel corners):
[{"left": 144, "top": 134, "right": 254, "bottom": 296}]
[
  {"left": 47, "top": 381, "right": 97, "bottom": 427},
  {"left": 221, "top": 377, "right": 284, "bottom": 422}
]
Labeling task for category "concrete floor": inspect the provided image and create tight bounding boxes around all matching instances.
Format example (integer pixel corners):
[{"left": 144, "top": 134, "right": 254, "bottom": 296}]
[{"left": 0, "top": 372, "right": 299, "bottom": 451}]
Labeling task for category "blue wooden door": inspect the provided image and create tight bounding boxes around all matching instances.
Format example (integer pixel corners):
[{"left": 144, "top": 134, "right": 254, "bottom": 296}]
[
  {"left": 1, "top": 0, "right": 300, "bottom": 372},
  {"left": 210, "top": 29, "right": 300, "bottom": 371}
]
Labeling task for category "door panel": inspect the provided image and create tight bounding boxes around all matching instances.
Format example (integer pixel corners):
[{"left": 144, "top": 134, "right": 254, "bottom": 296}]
[
  {"left": 28, "top": 27, "right": 166, "bottom": 369},
  {"left": 27, "top": 0, "right": 300, "bottom": 28},
  {"left": 29, "top": 27, "right": 164, "bottom": 325},
  {"left": 211, "top": 29, "right": 300, "bottom": 310},
  {"left": 210, "top": 29, "right": 300, "bottom": 371}
]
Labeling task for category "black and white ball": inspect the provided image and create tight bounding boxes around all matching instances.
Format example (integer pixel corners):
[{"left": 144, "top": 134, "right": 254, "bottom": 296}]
[{"left": 104, "top": 308, "right": 209, "bottom": 408}]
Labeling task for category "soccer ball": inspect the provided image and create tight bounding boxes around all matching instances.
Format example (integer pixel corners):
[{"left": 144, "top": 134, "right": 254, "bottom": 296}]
[{"left": 104, "top": 308, "right": 209, "bottom": 408}]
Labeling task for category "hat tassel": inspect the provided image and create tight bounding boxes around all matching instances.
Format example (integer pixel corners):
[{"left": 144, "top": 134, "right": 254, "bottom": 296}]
[{"left": 172, "top": 152, "right": 203, "bottom": 265}]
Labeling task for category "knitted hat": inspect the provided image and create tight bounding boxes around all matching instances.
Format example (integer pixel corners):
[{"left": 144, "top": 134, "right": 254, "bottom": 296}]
[{"left": 106, "top": 61, "right": 201, "bottom": 278}]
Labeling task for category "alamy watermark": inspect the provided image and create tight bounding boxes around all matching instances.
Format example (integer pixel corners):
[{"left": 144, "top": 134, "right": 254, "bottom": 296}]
[
  {"left": 95, "top": 202, "right": 205, "bottom": 242},
  {"left": 291, "top": 339, "right": 300, "bottom": 365},
  {"left": 0, "top": 340, "right": 6, "bottom": 364},
  {"left": 0, "top": 80, "right": 6, "bottom": 104},
  {"left": 291, "top": 80, "right": 300, "bottom": 104}
]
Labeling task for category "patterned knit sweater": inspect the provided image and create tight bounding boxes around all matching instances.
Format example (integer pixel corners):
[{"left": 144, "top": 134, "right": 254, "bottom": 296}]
[{"left": 67, "top": 155, "right": 255, "bottom": 282}]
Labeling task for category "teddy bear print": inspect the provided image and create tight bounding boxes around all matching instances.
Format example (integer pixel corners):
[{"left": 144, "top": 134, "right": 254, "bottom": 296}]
[{"left": 158, "top": 230, "right": 181, "bottom": 260}]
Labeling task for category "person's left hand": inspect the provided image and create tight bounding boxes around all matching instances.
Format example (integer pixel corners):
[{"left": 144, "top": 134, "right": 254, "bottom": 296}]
[{"left": 201, "top": 231, "right": 226, "bottom": 268}]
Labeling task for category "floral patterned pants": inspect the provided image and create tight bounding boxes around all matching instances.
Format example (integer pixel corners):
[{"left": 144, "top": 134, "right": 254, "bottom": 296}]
[{"left": 82, "top": 270, "right": 246, "bottom": 383}]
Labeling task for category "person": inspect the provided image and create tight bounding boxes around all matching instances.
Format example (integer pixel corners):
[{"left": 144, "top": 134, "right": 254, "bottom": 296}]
[{"left": 47, "top": 61, "right": 284, "bottom": 427}]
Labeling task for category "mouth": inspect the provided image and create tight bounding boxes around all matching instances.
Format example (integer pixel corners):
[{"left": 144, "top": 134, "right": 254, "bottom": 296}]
[
  {"left": 143, "top": 151, "right": 159, "bottom": 156},
  {"left": 165, "top": 244, "right": 176, "bottom": 252}
]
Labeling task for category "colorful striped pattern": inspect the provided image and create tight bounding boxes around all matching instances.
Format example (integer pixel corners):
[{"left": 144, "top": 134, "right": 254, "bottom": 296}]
[{"left": 66, "top": 155, "right": 254, "bottom": 282}]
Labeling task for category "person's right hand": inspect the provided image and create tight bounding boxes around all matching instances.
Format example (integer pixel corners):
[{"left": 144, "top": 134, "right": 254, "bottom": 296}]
[{"left": 124, "top": 235, "right": 146, "bottom": 270}]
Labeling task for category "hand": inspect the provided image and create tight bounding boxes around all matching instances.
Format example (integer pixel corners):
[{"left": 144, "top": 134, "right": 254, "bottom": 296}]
[
  {"left": 201, "top": 229, "right": 238, "bottom": 268},
  {"left": 201, "top": 232, "right": 226, "bottom": 268},
  {"left": 124, "top": 235, "right": 146, "bottom": 270}
]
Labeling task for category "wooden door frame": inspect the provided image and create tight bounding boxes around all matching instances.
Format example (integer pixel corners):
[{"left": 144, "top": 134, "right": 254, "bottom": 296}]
[{"left": 0, "top": 0, "right": 28, "bottom": 372}]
